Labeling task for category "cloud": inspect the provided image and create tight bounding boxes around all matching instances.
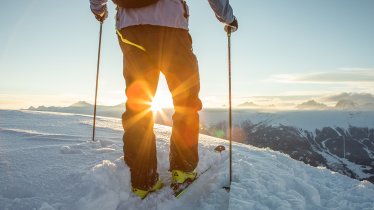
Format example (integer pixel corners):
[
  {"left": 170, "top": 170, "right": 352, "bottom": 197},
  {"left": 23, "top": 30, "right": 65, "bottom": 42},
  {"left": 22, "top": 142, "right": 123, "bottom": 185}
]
[{"left": 271, "top": 68, "right": 374, "bottom": 84}]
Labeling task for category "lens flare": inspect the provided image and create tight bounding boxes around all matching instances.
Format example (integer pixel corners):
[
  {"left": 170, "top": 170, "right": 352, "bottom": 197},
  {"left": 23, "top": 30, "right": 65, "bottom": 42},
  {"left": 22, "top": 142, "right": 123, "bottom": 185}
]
[{"left": 151, "top": 100, "right": 162, "bottom": 112}]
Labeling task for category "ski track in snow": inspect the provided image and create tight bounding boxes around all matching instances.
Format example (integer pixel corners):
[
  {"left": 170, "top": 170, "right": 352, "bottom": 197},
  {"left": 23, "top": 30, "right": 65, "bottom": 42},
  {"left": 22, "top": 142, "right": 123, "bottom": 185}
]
[{"left": 0, "top": 110, "right": 374, "bottom": 210}]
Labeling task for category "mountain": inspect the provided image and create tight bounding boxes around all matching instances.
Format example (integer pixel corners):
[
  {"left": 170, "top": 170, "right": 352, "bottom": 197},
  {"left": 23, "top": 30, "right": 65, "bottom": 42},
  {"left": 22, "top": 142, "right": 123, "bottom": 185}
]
[
  {"left": 203, "top": 110, "right": 374, "bottom": 183},
  {"left": 238, "top": 101, "right": 259, "bottom": 107},
  {"left": 323, "top": 92, "right": 374, "bottom": 105},
  {"left": 335, "top": 99, "right": 356, "bottom": 110},
  {"left": 27, "top": 101, "right": 126, "bottom": 118},
  {"left": 1, "top": 110, "right": 373, "bottom": 209},
  {"left": 296, "top": 100, "right": 328, "bottom": 110},
  {"left": 70, "top": 101, "right": 93, "bottom": 107}
]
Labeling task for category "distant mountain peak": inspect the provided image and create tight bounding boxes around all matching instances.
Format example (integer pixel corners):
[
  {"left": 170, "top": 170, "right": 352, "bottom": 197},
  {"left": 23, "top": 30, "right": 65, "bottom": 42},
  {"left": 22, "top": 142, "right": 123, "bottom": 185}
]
[
  {"left": 296, "top": 100, "right": 328, "bottom": 110},
  {"left": 238, "top": 101, "right": 259, "bottom": 107},
  {"left": 69, "top": 101, "right": 92, "bottom": 107},
  {"left": 335, "top": 99, "right": 356, "bottom": 110}
]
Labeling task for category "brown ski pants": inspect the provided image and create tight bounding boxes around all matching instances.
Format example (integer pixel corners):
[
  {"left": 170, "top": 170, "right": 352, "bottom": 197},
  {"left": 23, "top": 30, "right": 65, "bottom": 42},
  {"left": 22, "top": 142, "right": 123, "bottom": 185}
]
[{"left": 117, "top": 25, "right": 202, "bottom": 190}]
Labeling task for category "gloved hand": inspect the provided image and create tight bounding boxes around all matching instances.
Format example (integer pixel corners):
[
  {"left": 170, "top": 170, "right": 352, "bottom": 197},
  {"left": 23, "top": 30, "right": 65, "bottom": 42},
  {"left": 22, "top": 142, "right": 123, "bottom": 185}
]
[
  {"left": 92, "top": 5, "right": 108, "bottom": 22},
  {"left": 224, "top": 16, "right": 238, "bottom": 33}
]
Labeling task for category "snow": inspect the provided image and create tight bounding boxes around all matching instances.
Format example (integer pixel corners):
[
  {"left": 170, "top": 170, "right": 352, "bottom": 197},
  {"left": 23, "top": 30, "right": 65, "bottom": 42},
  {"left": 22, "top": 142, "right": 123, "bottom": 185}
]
[
  {"left": 1, "top": 110, "right": 374, "bottom": 210},
  {"left": 200, "top": 109, "right": 374, "bottom": 132},
  {"left": 228, "top": 146, "right": 374, "bottom": 210}
]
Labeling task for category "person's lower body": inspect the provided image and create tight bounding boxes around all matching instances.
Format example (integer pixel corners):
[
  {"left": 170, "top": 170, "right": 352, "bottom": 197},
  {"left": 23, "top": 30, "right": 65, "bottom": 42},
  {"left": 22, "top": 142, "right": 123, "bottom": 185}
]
[{"left": 117, "top": 25, "right": 202, "bottom": 191}]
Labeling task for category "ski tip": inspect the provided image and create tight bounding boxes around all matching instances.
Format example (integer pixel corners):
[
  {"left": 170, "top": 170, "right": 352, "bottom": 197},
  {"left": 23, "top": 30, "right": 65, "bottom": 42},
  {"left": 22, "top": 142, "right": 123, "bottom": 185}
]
[{"left": 175, "top": 189, "right": 186, "bottom": 198}]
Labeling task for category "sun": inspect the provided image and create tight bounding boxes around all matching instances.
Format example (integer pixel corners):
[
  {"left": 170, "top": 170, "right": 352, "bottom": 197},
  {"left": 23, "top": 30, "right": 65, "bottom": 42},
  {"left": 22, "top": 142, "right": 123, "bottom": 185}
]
[
  {"left": 149, "top": 92, "right": 173, "bottom": 113},
  {"left": 151, "top": 100, "right": 162, "bottom": 112}
]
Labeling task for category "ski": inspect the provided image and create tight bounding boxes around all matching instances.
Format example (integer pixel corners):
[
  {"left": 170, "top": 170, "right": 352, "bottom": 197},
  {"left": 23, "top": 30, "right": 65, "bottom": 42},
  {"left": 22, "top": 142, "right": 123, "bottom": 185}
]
[
  {"left": 173, "top": 145, "right": 226, "bottom": 198},
  {"left": 172, "top": 165, "right": 211, "bottom": 198}
]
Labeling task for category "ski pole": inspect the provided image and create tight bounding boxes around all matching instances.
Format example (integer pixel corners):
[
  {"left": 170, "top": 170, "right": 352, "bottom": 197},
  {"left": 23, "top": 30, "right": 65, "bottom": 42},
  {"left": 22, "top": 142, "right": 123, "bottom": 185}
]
[
  {"left": 228, "top": 28, "right": 233, "bottom": 188},
  {"left": 92, "top": 21, "right": 103, "bottom": 141}
]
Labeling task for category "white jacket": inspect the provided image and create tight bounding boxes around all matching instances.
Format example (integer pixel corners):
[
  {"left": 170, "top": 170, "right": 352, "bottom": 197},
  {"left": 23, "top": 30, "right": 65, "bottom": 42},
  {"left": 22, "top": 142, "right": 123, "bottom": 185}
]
[{"left": 90, "top": 0, "right": 235, "bottom": 30}]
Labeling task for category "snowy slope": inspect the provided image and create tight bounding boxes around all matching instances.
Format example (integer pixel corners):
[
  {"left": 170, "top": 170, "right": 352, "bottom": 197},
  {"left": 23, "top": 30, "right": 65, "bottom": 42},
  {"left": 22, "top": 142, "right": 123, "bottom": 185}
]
[
  {"left": 0, "top": 110, "right": 373, "bottom": 210},
  {"left": 200, "top": 109, "right": 374, "bottom": 132}
]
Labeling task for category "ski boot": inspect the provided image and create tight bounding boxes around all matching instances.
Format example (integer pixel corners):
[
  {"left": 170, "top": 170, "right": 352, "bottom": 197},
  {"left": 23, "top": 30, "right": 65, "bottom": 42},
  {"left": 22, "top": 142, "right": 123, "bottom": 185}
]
[
  {"left": 171, "top": 169, "right": 197, "bottom": 197},
  {"left": 132, "top": 179, "right": 163, "bottom": 199}
]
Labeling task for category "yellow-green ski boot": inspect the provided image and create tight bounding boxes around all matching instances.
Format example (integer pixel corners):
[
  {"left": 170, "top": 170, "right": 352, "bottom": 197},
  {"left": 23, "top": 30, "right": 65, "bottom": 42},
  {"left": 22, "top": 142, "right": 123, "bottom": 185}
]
[
  {"left": 132, "top": 179, "right": 163, "bottom": 199},
  {"left": 171, "top": 170, "right": 197, "bottom": 197}
]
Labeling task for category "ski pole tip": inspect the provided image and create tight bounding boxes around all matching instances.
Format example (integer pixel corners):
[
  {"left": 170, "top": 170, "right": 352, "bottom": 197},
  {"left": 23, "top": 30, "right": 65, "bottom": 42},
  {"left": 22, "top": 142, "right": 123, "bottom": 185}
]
[{"left": 223, "top": 186, "right": 231, "bottom": 192}]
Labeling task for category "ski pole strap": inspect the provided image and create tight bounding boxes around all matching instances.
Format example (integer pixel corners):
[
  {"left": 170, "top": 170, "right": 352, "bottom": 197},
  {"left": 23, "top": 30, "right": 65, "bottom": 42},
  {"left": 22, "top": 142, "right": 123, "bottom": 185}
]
[{"left": 116, "top": 29, "right": 146, "bottom": 52}]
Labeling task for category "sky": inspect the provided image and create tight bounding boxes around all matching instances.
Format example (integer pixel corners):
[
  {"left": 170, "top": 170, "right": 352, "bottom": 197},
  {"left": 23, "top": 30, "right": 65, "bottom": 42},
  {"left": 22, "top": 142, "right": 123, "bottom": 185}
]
[{"left": 0, "top": 0, "right": 374, "bottom": 109}]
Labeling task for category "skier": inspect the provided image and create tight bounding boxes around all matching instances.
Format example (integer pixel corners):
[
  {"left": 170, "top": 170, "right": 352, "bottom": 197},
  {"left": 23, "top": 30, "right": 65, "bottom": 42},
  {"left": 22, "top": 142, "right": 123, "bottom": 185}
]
[{"left": 89, "top": 0, "right": 238, "bottom": 199}]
